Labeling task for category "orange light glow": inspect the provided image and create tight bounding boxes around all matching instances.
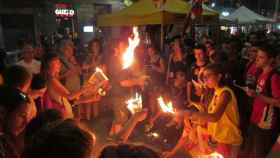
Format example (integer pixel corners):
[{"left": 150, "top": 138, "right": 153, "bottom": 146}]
[
  {"left": 200, "top": 152, "right": 224, "bottom": 158},
  {"left": 88, "top": 67, "right": 109, "bottom": 85},
  {"left": 126, "top": 93, "right": 142, "bottom": 114},
  {"left": 122, "top": 26, "right": 140, "bottom": 69},
  {"left": 157, "top": 96, "right": 175, "bottom": 114}
]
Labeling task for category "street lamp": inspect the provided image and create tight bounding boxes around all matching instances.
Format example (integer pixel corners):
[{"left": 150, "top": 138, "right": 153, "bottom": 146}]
[{"left": 222, "top": 11, "right": 230, "bottom": 17}]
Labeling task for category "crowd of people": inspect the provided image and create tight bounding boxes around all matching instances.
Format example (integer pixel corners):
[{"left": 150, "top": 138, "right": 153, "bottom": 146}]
[{"left": 0, "top": 30, "right": 280, "bottom": 158}]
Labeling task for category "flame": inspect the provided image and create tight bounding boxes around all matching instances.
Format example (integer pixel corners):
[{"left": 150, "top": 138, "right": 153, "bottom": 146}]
[
  {"left": 127, "top": 93, "right": 142, "bottom": 114},
  {"left": 157, "top": 96, "right": 175, "bottom": 114},
  {"left": 151, "top": 132, "right": 159, "bottom": 138},
  {"left": 122, "top": 27, "right": 140, "bottom": 69},
  {"left": 200, "top": 152, "right": 224, "bottom": 158},
  {"left": 208, "top": 152, "right": 223, "bottom": 158}
]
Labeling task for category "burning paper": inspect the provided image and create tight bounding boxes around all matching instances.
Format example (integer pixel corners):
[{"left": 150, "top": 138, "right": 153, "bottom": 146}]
[
  {"left": 157, "top": 97, "right": 175, "bottom": 114},
  {"left": 88, "top": 67, "right": 109, "bottom": 85},
  {"left": 122, "top": 26, "right": 140, "bottom": 69},
  {"left": 87, "top": 67, "right": 109, "bottom": 95},
  {"left": 126, "top": 93, "right": 142, "bottom": 114},
  {"left": 147, "top": 132, "right": 160, "bottom": 139}
]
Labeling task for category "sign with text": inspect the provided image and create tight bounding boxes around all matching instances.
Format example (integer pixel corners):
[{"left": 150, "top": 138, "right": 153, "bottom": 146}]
[{"left": 55, "top": 3, "right": 75, "bottom": 18}]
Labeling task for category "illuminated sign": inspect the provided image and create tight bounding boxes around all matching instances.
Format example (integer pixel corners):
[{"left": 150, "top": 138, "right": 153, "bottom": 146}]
[
  {"left": 55, "top": 8, "right": 75, "bottom": 17},
  {"left": 83, "top": 26, "right": 94, "bottom": 32}
]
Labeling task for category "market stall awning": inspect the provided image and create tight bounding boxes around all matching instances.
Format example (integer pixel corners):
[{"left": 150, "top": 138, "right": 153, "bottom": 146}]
[
  {"left": 224, "top": 6, "right": 275, "bottom": 24},
  {"left": 97, "top": 0, "right": 219, "bottom": 27}
]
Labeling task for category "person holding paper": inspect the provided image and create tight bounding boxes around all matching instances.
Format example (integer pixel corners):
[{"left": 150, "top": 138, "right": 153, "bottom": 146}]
[
  {"left": 163, "top": 64, "right": 242, "bottom": 158},
  {"left": 41, "top": 53, "right": 94, "bottom": 119},
  {"left": 106, "top": 39, "right": 148, "bottom": 137}
]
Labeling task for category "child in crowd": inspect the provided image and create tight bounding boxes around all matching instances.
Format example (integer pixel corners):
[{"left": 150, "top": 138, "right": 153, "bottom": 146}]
[{"left": 164, "top": 64, "right": 242, "bottom": 158}]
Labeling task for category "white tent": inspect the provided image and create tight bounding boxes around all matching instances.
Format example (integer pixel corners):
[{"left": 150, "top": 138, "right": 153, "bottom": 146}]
[{"left": 222, "top": 6, "right": 274, "bottom": 24}]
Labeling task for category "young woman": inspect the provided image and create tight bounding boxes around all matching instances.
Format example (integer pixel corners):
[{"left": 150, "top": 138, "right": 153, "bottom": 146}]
[
  {"left": 81, "top": 38, "right": 104, "bottom": 120},
  {"left": 165, "top": 64, "right": 242, "bottom": 158},
  {"left": 41, "top": 53, "right": 93, "bottom": 119},
  {"left": 57, "top": 40, "right": 81, "bottom": 93},
  {"left": 0, "top": 87, "right": 35, "bottom": 158}
]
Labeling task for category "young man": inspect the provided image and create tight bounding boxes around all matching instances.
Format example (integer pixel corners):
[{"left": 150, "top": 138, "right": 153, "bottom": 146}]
[
  {"left": 17, "top": 44, "right": 41, "bottom": 75},
  {"left": 4, "top": 65, "right": 37, "bottom": 122},
  {"left": 241, "top": 44, "right": 280, "bottom": 158},
  {"left": 107, "top": 40, "right": 148, "bottom": 137},
  {"left": 187, "top": 45, "right": 208, "bottom": 105}
]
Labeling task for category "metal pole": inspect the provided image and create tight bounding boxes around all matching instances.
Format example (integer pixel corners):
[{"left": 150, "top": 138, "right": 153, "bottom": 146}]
[
  {"left": 160, "top": 23, "right": 164, "bottom": 52},
  {"left": 258, "top": 0, "right": 261, "bottom": 14},
  {"left": 274, "top": 0, "right": 280, "bottom": 21}
]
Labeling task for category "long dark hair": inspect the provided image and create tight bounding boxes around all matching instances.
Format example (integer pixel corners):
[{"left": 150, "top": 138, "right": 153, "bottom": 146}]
[
  {"left": 41, "top": 53, "right": 59, "bottom": 79},
  {"left": 88, "top": 38, "right": 102, "bottom": 54},
  {"left": 0, "top": 86, "right": 29, "bottom": 135}
]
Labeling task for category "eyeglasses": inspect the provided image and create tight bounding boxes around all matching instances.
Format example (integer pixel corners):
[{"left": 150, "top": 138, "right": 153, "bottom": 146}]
[{"left": 19, "top": 91, "right": 30, "bottom": 103}]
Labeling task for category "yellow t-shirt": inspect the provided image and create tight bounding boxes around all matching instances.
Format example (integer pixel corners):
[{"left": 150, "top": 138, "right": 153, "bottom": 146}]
[{"left": 207, "top": 86, "right": 243, "bottom": 145}]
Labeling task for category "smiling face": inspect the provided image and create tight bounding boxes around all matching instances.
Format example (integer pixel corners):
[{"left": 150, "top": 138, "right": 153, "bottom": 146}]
[
  {"left": 48, "top": 57, "right": 61, "bottom": 75},
  {"left": 203, "top": 69, "right": 221, "bottom": 89}
]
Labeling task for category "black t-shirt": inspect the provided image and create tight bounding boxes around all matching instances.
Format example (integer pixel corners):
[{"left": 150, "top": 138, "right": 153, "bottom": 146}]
[
  {"left": 187, "top": 61, "right": 208, "bottom": 102},
  {"left": 187, "top": 61, "right": 208, "bottom": 82},
  {"left": 107, "top": 55, "right": 132, "bottom": 97}
]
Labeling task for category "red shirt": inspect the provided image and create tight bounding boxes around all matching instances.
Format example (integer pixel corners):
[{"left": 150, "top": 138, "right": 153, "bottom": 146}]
[
  {"left": 246, "top": 63, "right": 261, "bottom": 88},
  {"left": 250, "top": 72, "right": 280, "bottom": 129}
]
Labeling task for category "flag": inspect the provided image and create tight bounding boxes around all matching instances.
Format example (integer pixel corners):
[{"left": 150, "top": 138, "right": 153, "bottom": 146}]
[{"left": 191, "top": 0, "right": 203, "bottom": 19}]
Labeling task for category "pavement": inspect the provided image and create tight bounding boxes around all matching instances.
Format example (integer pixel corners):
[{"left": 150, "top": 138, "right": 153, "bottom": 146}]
[
  {"left": 83, "top": 110, "right": 280, "bottom": 158},
  {"left": 82, "top": 110, "right": 187, "bottom": 158}
]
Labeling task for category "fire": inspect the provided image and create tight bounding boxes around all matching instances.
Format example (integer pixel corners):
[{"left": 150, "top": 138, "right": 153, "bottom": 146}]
[
  {"left": 200, "top": 152, "right": 224, "bottom": 158},
  {"left": 122, "top": 26, "right": 140, "bottom": 69},
  {"left": 147, "top": 132, "right": 160, "bottom": 139},
  {"left": 208, "top": 152, "right": 223, "bottom": 158},
  {"left": 157, "top": 96, "right": 175, "bottom": 114},
  {"left": 88, "top": 67, "right": 109, "bottom": 85},
  {"left": 126, "top": 93, "right": 142, "bottom": 114}
]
